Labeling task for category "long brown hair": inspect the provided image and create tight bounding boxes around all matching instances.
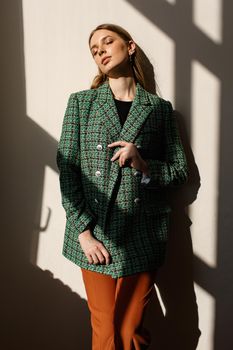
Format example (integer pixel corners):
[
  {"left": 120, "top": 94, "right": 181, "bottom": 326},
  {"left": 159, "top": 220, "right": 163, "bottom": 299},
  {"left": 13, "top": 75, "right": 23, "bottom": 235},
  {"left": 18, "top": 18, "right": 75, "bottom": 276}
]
[{"left": 88, "top": 23, "right": 158, "bottom": 95}]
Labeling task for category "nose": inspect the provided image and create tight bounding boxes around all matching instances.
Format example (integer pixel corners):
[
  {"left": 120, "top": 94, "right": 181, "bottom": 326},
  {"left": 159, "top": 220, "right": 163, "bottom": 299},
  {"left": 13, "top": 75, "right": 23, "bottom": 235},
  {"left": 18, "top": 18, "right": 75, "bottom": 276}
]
[{"left": 98, "top": 47, "right": 106, "bottom": 56}]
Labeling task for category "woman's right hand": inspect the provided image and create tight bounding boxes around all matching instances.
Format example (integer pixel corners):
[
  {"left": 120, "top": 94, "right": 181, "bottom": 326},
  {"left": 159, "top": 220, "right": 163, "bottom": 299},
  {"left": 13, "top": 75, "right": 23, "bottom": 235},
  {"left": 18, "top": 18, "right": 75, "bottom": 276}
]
[{"left": 78, "top": 228, "right": 111, "bottom": 265}]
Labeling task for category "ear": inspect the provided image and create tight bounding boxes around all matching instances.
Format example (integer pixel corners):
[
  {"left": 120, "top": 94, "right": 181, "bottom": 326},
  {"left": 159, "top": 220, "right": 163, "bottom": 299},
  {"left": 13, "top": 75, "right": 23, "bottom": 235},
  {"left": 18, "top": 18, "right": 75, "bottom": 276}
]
[{"left": 127, "top": 40, "right": 136, "bottom": 55}]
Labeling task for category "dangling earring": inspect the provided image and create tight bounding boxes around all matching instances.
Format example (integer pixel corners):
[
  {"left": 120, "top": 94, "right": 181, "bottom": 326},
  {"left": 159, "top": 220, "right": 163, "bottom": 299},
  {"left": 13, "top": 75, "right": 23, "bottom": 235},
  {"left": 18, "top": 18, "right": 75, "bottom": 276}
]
[{"left": 129, "top": 51, "right": 134, "bottom": 64}]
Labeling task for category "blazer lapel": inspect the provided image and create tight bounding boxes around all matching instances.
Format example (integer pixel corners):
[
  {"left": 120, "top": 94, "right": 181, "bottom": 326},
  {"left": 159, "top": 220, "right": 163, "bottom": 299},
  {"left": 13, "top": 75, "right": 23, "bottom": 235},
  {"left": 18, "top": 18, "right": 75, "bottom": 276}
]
[
  {"left": 95, "top": 80, "right": 154, "bottom": 142},
  {"left": 119, "top": 83, "right": 154, "bottom": 143},
  {"left": 95, "top": 81, "right": 122, "bottom": 141}
]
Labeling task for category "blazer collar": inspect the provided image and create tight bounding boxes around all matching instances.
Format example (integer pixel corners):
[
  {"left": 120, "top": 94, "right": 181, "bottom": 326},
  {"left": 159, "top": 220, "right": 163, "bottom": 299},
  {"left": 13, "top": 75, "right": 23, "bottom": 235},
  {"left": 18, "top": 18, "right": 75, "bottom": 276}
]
[
  {"left": 96, "top": 79, "right": 152, "bottom": 106},
  {"left": 95, "top": 80, "right": 154, "bottom": 142}
]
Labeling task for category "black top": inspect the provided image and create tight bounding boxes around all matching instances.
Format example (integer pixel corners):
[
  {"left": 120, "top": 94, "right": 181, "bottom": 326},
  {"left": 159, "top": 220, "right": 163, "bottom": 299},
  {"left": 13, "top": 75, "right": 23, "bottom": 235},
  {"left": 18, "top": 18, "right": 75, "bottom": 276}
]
[{"left": 114, "top": 98, "right": 133, "bottom": 126}]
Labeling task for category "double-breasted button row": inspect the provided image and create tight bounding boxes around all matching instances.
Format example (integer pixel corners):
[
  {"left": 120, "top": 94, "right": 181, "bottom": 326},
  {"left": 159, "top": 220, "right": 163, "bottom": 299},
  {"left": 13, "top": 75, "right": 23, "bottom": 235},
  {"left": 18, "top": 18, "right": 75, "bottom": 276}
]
[
  {"left": 96, "top": 144, "right": 102, "bottom": 177},
  {"left": 95, "top": 144, "right": 142, "bottom": 206}
]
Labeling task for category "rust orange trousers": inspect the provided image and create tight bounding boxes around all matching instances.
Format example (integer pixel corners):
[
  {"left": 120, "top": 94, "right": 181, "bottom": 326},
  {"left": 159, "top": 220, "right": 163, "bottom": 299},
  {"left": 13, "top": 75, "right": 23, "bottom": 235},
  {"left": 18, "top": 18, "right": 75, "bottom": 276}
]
[{"left": 81, "top": 267, "right": 158, "bottom": 350}]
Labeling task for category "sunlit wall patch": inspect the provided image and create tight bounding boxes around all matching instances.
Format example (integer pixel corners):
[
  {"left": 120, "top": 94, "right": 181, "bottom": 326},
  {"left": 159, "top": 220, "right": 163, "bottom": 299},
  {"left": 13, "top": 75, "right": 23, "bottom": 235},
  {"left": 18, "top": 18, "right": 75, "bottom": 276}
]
[
  {"left": 193, "top": 0, "right": 222, "bottom": 44},
  {"left": 190, "top": 59, "right": 220, "bottom": 268}
]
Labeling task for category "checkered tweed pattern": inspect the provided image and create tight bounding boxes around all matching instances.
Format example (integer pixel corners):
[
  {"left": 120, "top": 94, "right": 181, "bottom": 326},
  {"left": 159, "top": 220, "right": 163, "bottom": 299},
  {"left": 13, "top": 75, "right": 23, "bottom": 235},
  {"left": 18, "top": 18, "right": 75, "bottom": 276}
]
[{"left": 56, "top": 81, "right": 188, "bottom": 278}]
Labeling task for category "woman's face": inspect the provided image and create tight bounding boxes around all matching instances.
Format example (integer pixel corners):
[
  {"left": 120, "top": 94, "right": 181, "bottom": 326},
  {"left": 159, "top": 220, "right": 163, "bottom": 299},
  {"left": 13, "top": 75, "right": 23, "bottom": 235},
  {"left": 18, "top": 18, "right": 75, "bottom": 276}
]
[{"left": 89, "top": 29, "right": 135, "bottom": 77}]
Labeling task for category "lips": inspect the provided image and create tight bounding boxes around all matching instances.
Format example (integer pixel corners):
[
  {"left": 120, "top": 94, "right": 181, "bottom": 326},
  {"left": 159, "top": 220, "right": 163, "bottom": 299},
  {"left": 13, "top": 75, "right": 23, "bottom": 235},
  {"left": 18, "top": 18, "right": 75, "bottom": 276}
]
[{"left": 101, "top": 56, "right": 111, "bottom": 64}]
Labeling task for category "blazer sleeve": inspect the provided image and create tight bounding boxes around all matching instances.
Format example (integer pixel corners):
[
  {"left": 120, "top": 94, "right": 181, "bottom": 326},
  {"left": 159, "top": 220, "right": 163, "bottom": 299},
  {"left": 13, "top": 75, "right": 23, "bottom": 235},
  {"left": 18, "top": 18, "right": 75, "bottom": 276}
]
[
  {"left": 141, "top": 100, "right": 189, "bottom": 189},
  {"left": 56, "top": 93, "right": 96, "bottom": 237}
]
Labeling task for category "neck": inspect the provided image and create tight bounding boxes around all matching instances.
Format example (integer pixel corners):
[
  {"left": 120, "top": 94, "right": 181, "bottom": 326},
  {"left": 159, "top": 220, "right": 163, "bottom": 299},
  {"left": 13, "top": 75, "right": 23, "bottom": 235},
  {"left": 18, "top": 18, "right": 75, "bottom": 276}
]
[{"left": 108, "top": 77, "right": 136, "bottom": 101}]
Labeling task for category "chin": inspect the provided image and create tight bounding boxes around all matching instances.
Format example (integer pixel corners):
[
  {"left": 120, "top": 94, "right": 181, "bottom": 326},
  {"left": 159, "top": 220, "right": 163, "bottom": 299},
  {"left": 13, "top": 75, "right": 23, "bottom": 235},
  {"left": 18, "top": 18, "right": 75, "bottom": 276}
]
[
  {"left": 101, "top": 62, "right": 114, "bottom": 73},
  {"left": 102, "top": 61, "right": 125, "bottom": 77},
  {"left": 101, "top": 66, "right": 112, "bottom": 75}
]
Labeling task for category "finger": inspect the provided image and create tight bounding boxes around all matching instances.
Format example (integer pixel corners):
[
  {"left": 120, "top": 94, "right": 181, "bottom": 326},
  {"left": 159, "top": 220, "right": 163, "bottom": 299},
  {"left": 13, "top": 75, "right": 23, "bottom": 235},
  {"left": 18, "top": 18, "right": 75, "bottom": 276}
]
[
  {"left": 111, "top": 146, "right": 130, "bottom": 162},
  {"left": 122, "top": 158, "right": 130, "bottom": 167},
  {"left": 95, "top": 249, "right": 106, "bottom": 264},
  {"left": 100, "top": 248, "right": 111, "bottom": 265},
  {"left": 111, "top": 149, "right": 122, "bottom": 162},
  {"left": 96, "top": 242, "right": 111, "bottom": 265},
  {"left": 122, "top": 158, "right": 129, "bottom": 167},
  {"left": 108, "top": 141, "right": 119, "bottom": 148},
  {"left": 119, "top": 155, "right": 129, "bottom": 167},
  {"left": 86, "top": 254, "right": 94, "bottom": 264},
  {"left": 107, "top": 142, "right": 116, "bottom": 148},
  {"left": 90, "top": 252, "right": 99, "bottom": 265},
  {"left": 108, "top": 140, "right": 127, "bottom": 148},
  {"left": 119, "top": 155, "right": 123, "bottom": 167}
]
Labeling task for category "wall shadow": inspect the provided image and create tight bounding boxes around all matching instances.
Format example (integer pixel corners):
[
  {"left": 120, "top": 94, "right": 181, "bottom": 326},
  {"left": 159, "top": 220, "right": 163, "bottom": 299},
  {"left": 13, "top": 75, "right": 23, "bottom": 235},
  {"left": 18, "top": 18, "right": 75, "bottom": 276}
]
[
  {"left": 126, "top": 0, "right": 233, "bottom": 349},
  {"left": 144, "top": 110, "right": 201, "bottom": 350},
  {"left": 0, "top": 1, "right": 91, "bottom": 349}
]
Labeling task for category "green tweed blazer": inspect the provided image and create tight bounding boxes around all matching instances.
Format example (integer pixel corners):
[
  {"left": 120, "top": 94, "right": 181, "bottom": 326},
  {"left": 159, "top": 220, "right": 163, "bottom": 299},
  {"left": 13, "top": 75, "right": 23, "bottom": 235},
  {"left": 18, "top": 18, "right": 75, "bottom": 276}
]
[{"left": 56, "top": 80, "right": 188, "bottom": 278}]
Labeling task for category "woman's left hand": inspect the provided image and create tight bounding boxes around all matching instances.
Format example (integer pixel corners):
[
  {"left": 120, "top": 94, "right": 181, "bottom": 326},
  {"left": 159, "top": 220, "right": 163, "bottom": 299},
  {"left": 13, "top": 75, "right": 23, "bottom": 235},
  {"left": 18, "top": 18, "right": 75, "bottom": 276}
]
[{"left": 108, "top": 140, "right": 148, "bottom": 173}]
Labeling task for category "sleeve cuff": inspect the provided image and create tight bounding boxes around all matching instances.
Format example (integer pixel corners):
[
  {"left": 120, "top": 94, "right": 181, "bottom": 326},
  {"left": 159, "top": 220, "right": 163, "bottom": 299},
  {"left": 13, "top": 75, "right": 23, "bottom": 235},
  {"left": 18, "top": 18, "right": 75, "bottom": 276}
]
[{"left": 140, "top": 173, "right": 152, "bottom": 186}]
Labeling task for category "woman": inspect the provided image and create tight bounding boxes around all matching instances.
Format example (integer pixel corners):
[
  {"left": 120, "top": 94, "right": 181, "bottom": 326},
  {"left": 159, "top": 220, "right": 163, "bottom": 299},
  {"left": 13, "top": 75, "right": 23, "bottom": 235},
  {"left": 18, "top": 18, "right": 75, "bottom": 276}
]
[{"left": 56, "top": 23, "right": 188, "bottom": 350}]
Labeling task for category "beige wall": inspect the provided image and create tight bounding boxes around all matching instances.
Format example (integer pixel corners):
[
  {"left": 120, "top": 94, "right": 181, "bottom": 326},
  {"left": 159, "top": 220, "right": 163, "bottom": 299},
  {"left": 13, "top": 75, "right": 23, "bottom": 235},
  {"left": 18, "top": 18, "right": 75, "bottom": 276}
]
[{"left": 1, "top": 0, "right": 232, "bottom": 349}]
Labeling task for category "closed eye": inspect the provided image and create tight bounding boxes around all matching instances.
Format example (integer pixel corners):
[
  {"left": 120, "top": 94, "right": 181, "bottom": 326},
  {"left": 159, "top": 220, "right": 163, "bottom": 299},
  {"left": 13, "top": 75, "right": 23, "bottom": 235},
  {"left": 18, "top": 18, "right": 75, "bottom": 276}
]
[{"left": 91, "top": 38, "right": 113, "bottom": 56}]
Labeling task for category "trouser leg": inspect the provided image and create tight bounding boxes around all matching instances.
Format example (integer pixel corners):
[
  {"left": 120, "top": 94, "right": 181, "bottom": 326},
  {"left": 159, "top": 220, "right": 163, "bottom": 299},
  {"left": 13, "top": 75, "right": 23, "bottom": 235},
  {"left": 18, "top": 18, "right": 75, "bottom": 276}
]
[
  {"left": 81, "top": 268, "right": 117, "bottom": 350},
  {"left": 114, "top": 269, "right": 157, "bottom": 350}
]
